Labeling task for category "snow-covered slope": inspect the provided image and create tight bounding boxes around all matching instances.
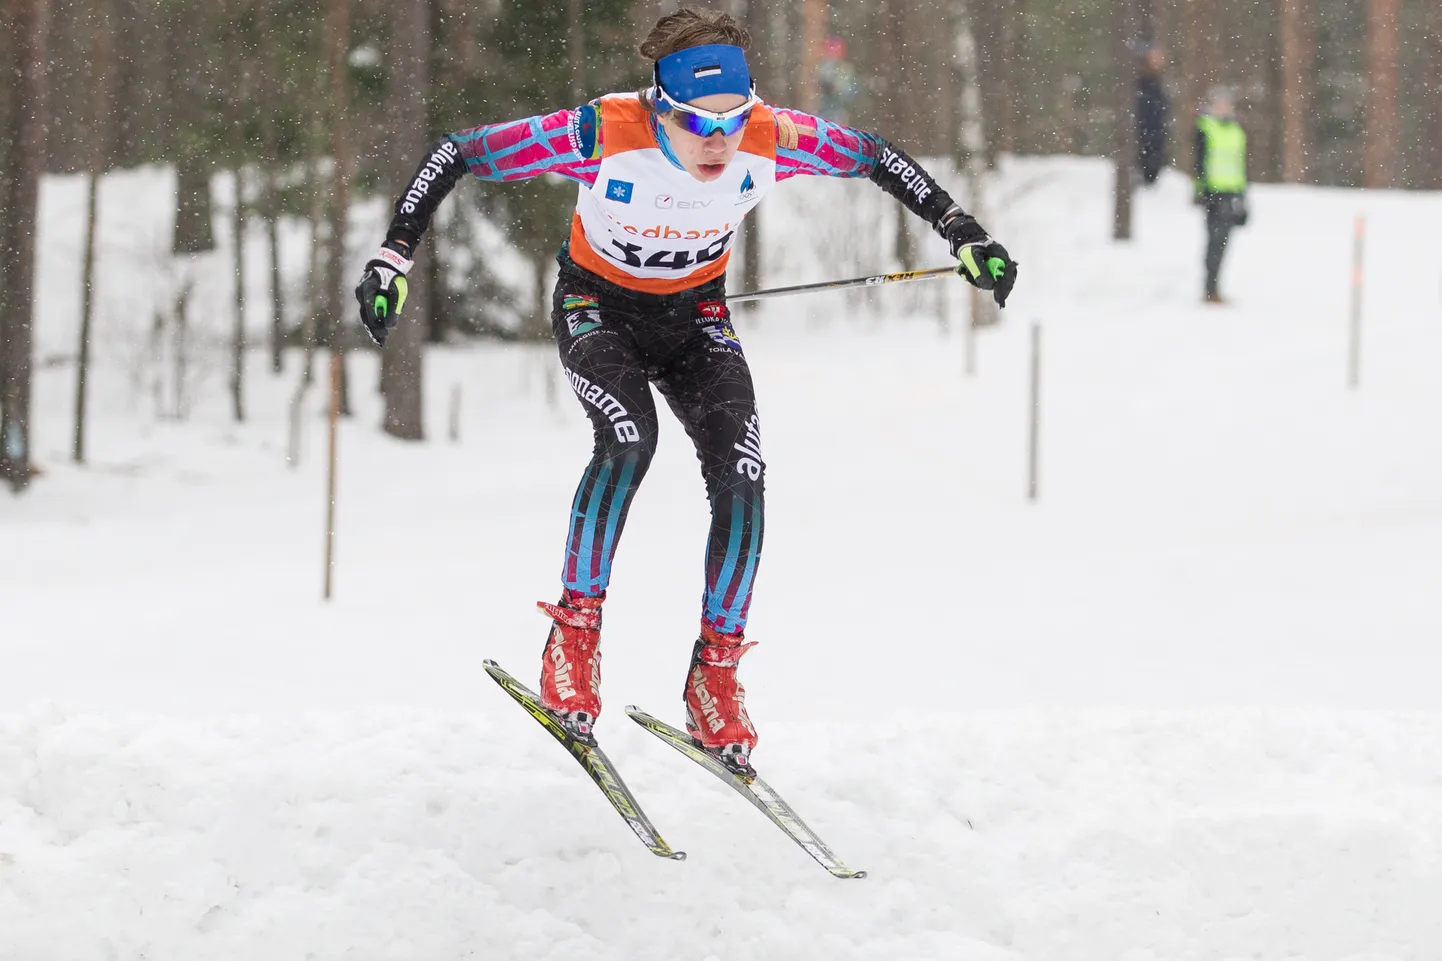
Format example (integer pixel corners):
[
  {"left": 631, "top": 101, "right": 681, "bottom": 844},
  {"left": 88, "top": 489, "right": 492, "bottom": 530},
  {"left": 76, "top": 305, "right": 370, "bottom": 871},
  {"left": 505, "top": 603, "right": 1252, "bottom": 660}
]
[{"left": 4, "top": 158, "right": 1441, "bottom": 960}]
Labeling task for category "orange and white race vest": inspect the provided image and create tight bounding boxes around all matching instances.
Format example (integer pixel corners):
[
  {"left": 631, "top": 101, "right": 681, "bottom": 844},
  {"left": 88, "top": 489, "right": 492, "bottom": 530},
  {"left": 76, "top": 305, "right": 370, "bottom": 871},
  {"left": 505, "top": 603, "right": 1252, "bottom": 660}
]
[{"left": 568, "top": 94, "right": 777, "bottom": 294}]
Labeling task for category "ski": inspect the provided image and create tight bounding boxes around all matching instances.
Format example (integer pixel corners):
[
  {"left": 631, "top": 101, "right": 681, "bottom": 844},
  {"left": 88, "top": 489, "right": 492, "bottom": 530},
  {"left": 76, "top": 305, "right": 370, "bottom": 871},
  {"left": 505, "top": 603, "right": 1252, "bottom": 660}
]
[
  {"left": 483, "top": 660, "right": 685, "bottom": 861},
  {"left": 625, "top": 706, "right": 866, "bottom": 879}
]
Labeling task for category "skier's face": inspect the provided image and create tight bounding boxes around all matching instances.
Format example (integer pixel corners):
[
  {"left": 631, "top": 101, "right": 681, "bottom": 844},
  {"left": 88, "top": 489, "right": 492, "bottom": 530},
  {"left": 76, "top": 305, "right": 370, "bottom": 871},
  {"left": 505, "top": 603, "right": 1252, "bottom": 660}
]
[{"left": 664, "top": 93, "right": 750, "bottom": 183}]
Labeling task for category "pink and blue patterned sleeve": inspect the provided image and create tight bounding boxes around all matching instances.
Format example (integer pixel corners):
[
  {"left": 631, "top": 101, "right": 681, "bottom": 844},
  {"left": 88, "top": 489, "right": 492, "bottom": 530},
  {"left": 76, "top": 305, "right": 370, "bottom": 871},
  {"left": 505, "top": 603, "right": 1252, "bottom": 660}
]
[
  {"left": 772, "top": 107, "right": 884, "bottom": 181},
  {"left": 449, "top": 105, "right": 603, "bottom": 186}
]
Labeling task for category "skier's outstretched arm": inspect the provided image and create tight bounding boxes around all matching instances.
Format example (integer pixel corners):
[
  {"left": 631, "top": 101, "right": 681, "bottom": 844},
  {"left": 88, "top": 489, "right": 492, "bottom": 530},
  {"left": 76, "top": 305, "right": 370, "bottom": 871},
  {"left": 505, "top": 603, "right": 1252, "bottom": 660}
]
[
  {"left": 772, "top": 108, "right": 1018, "bottom": 308},
  {"left": 356, "top": 106, "right": 603, "bottom": 346}
]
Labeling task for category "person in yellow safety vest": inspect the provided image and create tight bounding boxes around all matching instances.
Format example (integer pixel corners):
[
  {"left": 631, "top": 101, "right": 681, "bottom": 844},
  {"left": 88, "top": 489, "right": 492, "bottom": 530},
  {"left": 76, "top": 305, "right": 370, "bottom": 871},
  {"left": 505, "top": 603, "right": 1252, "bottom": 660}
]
[{"left": 1194, "top": 85, "right": 1248, "bottom": 304}]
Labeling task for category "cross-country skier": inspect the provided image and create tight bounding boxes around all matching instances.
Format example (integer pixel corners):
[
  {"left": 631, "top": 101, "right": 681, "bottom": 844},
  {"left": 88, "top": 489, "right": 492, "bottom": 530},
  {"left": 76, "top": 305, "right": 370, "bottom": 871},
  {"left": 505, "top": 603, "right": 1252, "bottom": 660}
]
[{"left": 356, "top": 8, "right": 1018, "bottom": 771}]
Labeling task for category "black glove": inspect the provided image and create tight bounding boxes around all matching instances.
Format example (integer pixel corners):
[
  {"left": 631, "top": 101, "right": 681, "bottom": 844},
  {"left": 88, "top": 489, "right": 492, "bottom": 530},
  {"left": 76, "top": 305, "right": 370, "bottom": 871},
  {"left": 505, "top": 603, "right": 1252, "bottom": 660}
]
[
  {"left": 355, "top": 243, "right": 413, "bottom": 347},
  {"left": 941, "top": 212, "right": 1018, "bottom": 309}
]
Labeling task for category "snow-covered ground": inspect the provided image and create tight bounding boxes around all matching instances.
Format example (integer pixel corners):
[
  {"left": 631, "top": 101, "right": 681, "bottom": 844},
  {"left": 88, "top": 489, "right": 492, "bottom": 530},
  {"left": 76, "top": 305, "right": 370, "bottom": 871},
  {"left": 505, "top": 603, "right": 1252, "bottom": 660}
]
[{"left": 4, "top": 157, "right": 1442, "bottom": 960}]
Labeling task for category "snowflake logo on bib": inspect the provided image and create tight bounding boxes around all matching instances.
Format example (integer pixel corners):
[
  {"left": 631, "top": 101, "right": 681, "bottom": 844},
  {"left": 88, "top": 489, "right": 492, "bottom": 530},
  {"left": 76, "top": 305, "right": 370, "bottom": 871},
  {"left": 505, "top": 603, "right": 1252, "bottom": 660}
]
[{"left": 605, "top": 180, "right": 634, "bottom": 204}]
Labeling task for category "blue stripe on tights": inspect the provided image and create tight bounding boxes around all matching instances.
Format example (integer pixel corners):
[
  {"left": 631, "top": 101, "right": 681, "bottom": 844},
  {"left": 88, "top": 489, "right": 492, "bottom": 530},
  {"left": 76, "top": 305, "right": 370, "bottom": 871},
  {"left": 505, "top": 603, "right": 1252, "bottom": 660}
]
[
  {"left": 723, "top": 498, "right": 763, "bottom": 632},
  {"left": 562, "top": 458, "right": 608, "bottom": 588},
  {"left": 574, "top": 461, "right": 612, "bottom": 592},
  {"left": 705, "top": 497, "right": 747, "bottom": 627},
  {"left": 560, "top": 464, "right": 593, "bottom": 590},
  {"left": 596, "top": 456, "right": 637, "bottom": 591}
]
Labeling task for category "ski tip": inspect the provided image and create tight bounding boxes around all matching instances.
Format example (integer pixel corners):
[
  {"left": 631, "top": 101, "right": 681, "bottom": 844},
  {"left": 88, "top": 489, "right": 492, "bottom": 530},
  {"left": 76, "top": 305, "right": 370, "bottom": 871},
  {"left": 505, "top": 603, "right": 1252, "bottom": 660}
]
[
  {"left": 668, "top": 850, "right": 688, "bottom": 861},
  {"left": 837, "top": 869, "right": 868, "bottom": 880}
]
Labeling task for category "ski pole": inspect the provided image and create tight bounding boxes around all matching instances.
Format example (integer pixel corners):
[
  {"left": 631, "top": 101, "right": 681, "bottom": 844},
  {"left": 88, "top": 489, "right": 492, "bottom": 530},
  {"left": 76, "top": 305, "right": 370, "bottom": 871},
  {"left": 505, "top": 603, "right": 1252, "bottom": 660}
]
[{"left": 728, "top": 265, "right": 958, "bottom": 304}]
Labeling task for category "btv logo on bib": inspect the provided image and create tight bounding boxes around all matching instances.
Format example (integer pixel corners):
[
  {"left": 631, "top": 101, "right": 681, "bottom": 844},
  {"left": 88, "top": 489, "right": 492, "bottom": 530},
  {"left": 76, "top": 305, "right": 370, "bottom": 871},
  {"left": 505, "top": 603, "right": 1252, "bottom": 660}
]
[{"left": 655, "top": 195, "right": 713, "bottom": 210}]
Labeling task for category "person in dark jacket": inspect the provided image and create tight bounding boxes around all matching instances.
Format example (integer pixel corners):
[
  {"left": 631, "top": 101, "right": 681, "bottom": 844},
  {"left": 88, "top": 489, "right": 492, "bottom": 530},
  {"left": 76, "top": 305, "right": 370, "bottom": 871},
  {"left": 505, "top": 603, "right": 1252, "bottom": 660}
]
[
  {"left": 1193, "top": 85, "right": 1248, "bottom": 304},
  {"left": 1136, "top": 45, "right": 1169, "bottom": 185}
]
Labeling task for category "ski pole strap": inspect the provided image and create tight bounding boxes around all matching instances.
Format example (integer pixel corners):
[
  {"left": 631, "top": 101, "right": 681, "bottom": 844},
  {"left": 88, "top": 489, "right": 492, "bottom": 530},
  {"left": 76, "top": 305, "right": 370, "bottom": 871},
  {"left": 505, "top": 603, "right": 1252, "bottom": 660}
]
[{"left": 727, "top": 266, "right": 958, "bottom": 304}]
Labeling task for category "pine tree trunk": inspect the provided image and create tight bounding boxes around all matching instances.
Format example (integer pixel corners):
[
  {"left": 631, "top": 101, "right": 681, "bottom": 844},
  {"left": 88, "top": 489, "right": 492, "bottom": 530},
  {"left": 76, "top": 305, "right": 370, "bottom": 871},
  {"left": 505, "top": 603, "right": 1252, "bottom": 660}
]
[
  {"left": 231, "top": 164, "right": 246, "bottom": 422},
  {"left": 1178, "top": 0, "right": 1216, "bottom": 175},
  {"left": 424, "top": 233, "right": 447, "bottom": 343},
  {"left": 262, "top": 0, "right": 285, "bottom": 374},
  {"left": 75, "top": 171, "right": 99, "bottom": 463},
  {"left": 266, "top": 166, "right": 284, "bottom": 371},
  {"left": 567, "top": 0, "right": 584, "bottom": 103},
  {"left": 74, "top": 0, "right": 111, "bottom": 464},
  {"left": 799, "top": 0, "right": 826, "bottom": 113},
  {"left": 756, "top": 0, "right": 792, "bottom": 105},
  {"left": 953, "top": 0, "right": 996, "bottom": 330},
  {"left": 323, "top": 0, "right": 352, "bottom": 417},
  {"left": 1278, "top": 0, "right": 1314, "bottom": 184},
  {"left": 0, "top": 0, "right": 52, "bottom": 490},
  {"left": 1424, "top": 1, "right": 1442, "bottom": 190},
  {"left": 168, "top": 0, "right": 213, "bottom": 258},
  {"left": 325, "top": 165, "right": 351, "bottom": 417},
  {"left": 738, "top": 0, "right": 774, "bottom": 315},
  {"left": 1112, "top": 0, "right": 1136, "bottom": 240},
  {"left": 380, "top": 0, "right": 429, "bottom": 441},
  {"left": 228, "top": 0, "right": 248, "bottom": 423},
  {"left": 1364, "top": 0, "right": 1399, "bottom": 188}
]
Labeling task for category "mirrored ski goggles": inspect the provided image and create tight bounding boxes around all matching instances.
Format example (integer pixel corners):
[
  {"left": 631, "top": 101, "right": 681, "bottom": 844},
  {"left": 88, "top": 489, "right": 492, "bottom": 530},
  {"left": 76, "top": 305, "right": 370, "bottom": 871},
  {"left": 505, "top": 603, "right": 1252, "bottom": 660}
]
[{"left": 655, "top": 85, "right": 757, "bottom": 138}]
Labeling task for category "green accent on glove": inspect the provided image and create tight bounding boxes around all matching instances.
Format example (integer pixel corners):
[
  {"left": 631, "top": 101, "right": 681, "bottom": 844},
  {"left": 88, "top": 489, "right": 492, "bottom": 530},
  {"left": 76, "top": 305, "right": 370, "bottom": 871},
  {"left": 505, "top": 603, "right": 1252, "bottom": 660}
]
[
  {"left": 959, "top": 246, "right": 982, "bottom": 281},
  {"left": 375, "top": 276, "right": 410, "bottom": 320},
  {"left": 986, "top": 257, "right": 1007, "bottom": 282}
]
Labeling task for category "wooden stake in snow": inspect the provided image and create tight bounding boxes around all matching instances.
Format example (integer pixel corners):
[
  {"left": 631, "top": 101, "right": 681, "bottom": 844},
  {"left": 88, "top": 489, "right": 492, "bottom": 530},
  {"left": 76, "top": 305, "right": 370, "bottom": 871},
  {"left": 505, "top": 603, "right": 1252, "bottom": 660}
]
[
  {"left": 1349, "top": 214, "right": 1365, "bottom": 390},
  {"left": 1028, "top": 322, "right": 1042, "bottom": 502},
  {"left": 323, "top": 350, "right": 341, "bottom": 600},
  {"left": 449, "top": 383, "right": 462, "bottom": 443}
]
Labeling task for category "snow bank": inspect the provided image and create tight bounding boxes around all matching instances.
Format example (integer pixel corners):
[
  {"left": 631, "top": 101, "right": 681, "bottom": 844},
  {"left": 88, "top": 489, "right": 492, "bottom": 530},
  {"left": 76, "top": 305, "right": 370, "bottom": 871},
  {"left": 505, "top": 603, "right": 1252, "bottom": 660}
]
[
  {"left": 8, "top": 155, "right": 1442, "bottom": 958},
  {"left": 3, "top": 709, "right": 1439, "bottom": 961}
]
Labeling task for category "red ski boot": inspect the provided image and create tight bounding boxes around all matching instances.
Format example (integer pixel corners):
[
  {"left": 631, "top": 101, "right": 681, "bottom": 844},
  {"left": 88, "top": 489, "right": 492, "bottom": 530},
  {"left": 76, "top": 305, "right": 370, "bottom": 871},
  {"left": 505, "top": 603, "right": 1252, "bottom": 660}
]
[
  {"left": 537, "top": 592, "right": 605, "bottom": 741},
  {"left": 683, "top": 622, "right": 759, "bottom": 771}
]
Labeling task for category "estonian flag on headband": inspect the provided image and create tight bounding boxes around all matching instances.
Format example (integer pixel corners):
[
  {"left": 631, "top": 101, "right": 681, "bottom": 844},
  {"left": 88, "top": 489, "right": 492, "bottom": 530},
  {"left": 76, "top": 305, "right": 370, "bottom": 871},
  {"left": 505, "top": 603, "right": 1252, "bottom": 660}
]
[{"left": 656, "top": 44, "right": 752, "bottom": 100}]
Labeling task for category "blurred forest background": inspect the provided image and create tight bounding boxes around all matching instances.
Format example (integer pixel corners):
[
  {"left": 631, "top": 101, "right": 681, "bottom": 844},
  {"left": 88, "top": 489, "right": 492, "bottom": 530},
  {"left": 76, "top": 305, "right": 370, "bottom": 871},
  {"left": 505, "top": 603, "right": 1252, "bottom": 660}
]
[{"left": 1, "top": 0, "right": 1439, "bottom": 487}]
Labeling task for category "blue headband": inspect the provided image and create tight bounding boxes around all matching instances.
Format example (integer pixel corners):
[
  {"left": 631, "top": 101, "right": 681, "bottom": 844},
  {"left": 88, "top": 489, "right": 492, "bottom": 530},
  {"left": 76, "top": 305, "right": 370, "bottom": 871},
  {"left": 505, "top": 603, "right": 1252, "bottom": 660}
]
[{"left": 655, "top": 44, "right": 753, "bottom": 103}]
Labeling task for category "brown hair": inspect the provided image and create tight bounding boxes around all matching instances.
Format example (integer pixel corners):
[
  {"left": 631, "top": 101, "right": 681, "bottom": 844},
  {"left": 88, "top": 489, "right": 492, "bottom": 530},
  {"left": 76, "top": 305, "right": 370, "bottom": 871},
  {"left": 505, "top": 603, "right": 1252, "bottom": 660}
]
[
  {"left": 638, "top": 8, "right": 752, "bottom": 63},
  {"left": 636, "top": 8, "right": 752, "bottom": 113}
]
